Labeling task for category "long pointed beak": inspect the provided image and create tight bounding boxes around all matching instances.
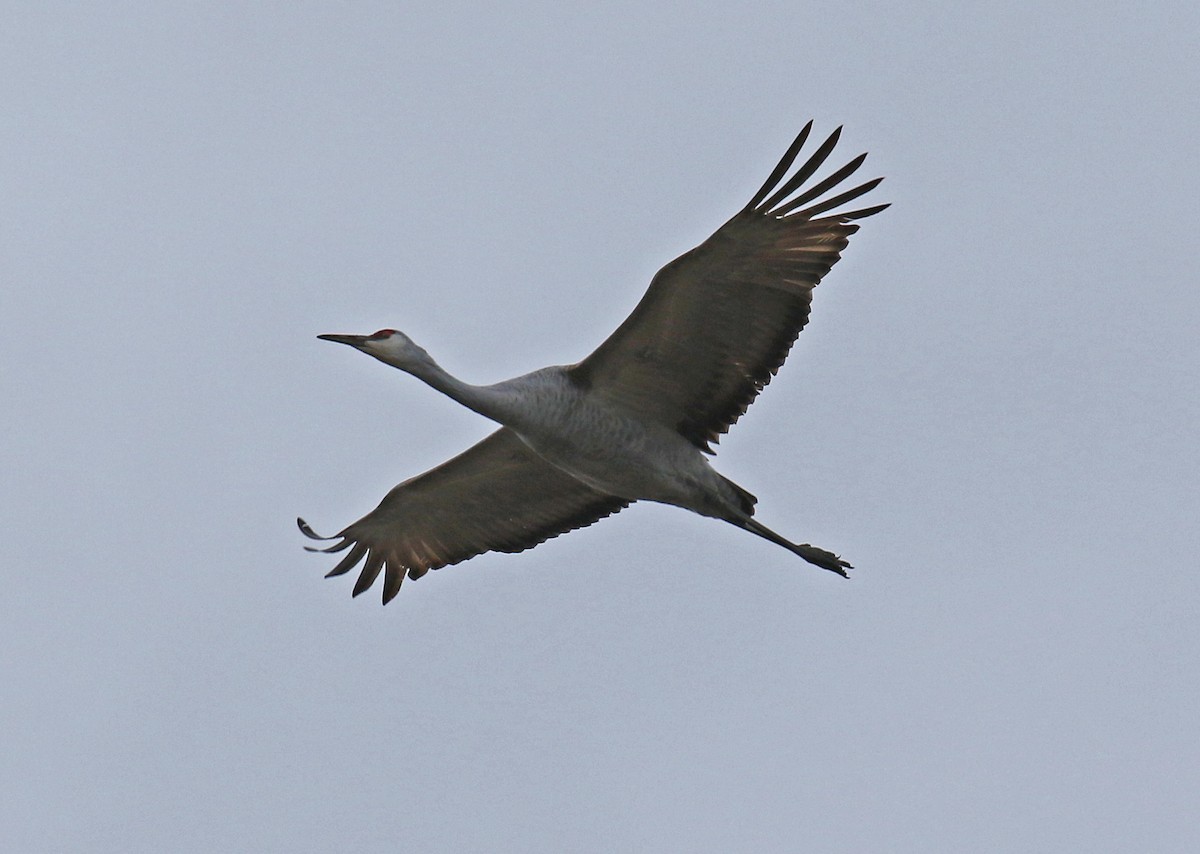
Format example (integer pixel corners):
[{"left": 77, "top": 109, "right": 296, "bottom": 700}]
[{"left": 317, "top": 333, "right": 370, "bottom": 348}]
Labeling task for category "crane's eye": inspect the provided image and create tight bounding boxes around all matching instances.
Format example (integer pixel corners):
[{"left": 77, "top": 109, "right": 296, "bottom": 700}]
[{"left": 369, "top": 329, "right": 397, "bottom": 339}]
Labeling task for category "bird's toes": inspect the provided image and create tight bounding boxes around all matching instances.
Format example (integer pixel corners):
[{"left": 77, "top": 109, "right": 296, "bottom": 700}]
[{"left": 797, "top": 543, "right": 852, "bottom": 577}]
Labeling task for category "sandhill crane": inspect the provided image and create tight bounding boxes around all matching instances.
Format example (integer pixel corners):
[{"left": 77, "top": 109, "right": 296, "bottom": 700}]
[{"left": 300, "top": 122, "right": 887, "bottom": 603}]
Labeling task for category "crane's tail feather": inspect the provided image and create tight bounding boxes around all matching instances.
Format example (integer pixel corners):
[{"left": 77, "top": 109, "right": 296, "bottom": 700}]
[{"left": 719, "top": 475, "right": 758, "bottom": 515}]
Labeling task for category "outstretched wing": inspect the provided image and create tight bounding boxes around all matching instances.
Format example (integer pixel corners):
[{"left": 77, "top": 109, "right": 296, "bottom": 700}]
[
  {"left": 570, "top": 123, "right": 888, "bottom": 453},
  {"left": 300, "top": 428, "right": 629, "bottom": 603}
]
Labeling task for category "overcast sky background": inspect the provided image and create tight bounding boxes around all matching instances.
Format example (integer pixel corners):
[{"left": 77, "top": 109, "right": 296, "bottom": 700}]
[{"left": 4, "top": 3, "right": 1198, "bottom": 852}]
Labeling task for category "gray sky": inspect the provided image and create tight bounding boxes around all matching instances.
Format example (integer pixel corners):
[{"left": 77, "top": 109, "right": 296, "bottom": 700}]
[{"left": 4, "top": 2, "right": 1198, "bottom": 852}]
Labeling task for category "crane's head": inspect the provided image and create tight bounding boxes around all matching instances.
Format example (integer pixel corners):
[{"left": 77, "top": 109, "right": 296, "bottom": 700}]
[{"left": 317, "top": 329, "right": 433, "bottom": 371}]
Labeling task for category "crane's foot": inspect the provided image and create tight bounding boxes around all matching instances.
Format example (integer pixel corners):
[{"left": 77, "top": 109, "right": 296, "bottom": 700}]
[{"left": 794, "top": 543, "right": 852, "bottom": 578}]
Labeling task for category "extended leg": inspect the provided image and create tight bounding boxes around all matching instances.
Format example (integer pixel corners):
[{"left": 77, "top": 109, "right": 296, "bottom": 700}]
[{"left": 736, "top": 517, "right": 852, "bottom": 577}]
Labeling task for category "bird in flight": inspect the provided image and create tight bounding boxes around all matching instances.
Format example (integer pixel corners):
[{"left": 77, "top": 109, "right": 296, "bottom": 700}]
[{"left": 301, "top": 121, "right": 887, "bottom": 603}]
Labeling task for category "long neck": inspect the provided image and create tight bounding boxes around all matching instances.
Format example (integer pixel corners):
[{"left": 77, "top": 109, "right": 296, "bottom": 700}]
[{"left": 400, "top": 355, "right": 514, "bottom": 425}]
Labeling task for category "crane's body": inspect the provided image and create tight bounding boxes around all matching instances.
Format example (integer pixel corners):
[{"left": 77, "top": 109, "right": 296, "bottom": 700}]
[
  {"left": 510, "top": 375, "right": 720, "bottom": 505},
  {"left": 302, "top": 122, "right": 888, "bottom": 603},
  {"left": 486, "top": 370, "right": 828, "bottom": 564},
  {"left": 364, "top": 356, "right": 741, "bottom": 517}
]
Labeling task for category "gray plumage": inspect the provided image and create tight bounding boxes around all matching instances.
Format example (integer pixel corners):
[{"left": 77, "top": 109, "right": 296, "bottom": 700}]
[{"left": 301, "top": 122, "right": 887, "bottom": 603}]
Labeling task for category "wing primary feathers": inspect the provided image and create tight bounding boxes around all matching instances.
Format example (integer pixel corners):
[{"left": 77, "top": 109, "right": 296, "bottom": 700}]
[
  {"left": 382, "top": 564, "right": 405, "bottom": 604},
  {"left": 298, "top": 517, "right": 336, "bottom": 540},
  {"left": 298, "top": 518, "right": 353, "bottom": 552},
  {"left": 353, "top": 551, "right": 385, "bottom": 597},
  {"left": 838, "top": 202, "right": 891, "bottom": 220},
  {"left": 304, "top": 539, "right": 353, "bottom": 554},
  {"left": 771, "top": 153, "right": 868, "bottom": 217},
  {"left": 742, "top": 121, "right": 813, "bottom": 212},
  {"left": 326, "top": 543, "right": 367, "bottom": 578},
  {"left": 755, "top": 126, "right": 843, "bottom": 214},
  {"left": 787, "top": 176, "right": 884, "bottom": 220}
]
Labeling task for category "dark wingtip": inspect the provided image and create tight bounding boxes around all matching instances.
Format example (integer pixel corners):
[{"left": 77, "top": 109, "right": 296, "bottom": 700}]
[
  {"left": 841, "top": 201, "right": 890, "bottom": 221},
  {"left": 297, "top": 517, "right": 332, "bottom": 540},
  {"left": 742, "top": 121, "right": 815, "bottom": 212},
  {"left": 754, "top": 123, "right": 847, "bottom": 215},
  {"left": 381, "top": 566, "right": 405, "bottom": 605}
]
